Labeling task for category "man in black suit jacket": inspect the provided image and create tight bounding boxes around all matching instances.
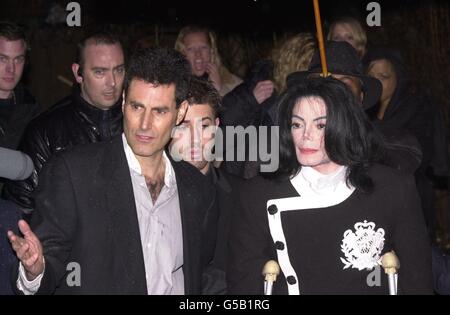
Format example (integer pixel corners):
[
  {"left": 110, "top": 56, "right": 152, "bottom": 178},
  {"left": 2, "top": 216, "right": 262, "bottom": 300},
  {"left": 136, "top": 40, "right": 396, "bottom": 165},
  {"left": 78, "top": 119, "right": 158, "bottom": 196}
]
[{"left": 8, "top": 48, "right": 216, "bottom": 294}]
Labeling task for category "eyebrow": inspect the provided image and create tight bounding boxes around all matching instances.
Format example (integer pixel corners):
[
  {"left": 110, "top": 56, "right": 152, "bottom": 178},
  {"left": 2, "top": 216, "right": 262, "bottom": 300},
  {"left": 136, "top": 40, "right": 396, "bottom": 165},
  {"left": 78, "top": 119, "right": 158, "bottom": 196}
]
[
  {"left": 183, "top": 117, "right": 213, "bottom": 123},
  {"left": 127, "top": 101, "right": 172, "bottom": 112},
  {"left": 152, "top": 106, "right": 170, "bottom": 111},
  {"left": 128, "top": 100, "right": 145, "bottom": 107},
  {"left": 0, "top": 53, "right": 25, "bottom": 58},
  {"left": 91, "top": 64, "right": 125, "bottom": 71},
  {"left": 292, "top": 115, "right": 327, "bottom": 122}
]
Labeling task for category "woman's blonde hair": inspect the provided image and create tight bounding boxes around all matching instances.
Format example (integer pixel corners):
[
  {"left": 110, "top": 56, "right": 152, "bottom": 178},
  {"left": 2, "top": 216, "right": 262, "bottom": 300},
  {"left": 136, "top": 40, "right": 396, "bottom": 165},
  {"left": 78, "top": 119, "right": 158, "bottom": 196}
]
[
  {"left": 174, "top": 25, "right": 235, "bottom": 86},
  {"left": 273, "top": 33, "right": 316, "bottom": 92},
  {"left": 327, "top": 17, "right": 367, "bottom": 58}
]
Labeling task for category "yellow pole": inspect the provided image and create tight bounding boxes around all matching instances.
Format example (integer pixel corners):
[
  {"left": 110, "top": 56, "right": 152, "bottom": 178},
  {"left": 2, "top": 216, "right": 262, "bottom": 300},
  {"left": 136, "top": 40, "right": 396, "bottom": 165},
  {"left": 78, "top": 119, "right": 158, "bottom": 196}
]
[{"left": 313, "top": 0, "right": 330, "bottom": 77}]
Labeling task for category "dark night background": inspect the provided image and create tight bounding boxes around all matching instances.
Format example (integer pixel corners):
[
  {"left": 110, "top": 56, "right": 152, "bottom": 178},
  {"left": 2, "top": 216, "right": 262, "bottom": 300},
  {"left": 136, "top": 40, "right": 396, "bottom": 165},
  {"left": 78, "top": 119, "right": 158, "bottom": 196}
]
[
  {"left": 0, "top": 0, "right": 449, "bottom": 121},
  {"left": 1, "top": 0, "right": 444, "bottom": 31}
]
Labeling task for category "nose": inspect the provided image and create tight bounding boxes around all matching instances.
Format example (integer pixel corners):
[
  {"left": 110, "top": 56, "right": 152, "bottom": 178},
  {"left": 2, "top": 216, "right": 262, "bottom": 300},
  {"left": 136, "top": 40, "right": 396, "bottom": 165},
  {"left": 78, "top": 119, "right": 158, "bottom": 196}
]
[
  {"left": 140, "top": 110, "right": 153, "bottom": 131},
  {"left": 194, "top": 48, "right": 202, "bottom": 58},
  {"left": 303, "top": 124, "right": 313, "bottom": 140},
  {"left": 106, "top": 71, "right": 116, "bottom": 87},
  {"left": 191, "top": 122, "right": 201, "bottom": 148},
  {"left": 6, "top": 59, "right": 15, "bottom": 74}
]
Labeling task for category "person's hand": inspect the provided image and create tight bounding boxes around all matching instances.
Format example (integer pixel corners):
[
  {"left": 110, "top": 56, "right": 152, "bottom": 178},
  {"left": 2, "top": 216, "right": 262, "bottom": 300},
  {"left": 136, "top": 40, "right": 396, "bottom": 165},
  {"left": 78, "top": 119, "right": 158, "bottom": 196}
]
[
  {"left": 8, "top": 220, "right": 44, "bottom": 281},
  {"left": 253, "top": 80, "right": 275, "bottom": 104},
  {"left": 205, "top": 62, "right": 222, "bottom": 93}
]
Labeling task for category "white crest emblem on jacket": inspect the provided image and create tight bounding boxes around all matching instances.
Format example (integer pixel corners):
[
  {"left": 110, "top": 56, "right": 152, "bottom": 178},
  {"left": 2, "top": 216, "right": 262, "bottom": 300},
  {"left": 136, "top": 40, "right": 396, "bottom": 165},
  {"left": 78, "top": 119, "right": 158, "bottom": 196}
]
[{"left": 340, "top": 220, "right": 385, "bottom": 271}]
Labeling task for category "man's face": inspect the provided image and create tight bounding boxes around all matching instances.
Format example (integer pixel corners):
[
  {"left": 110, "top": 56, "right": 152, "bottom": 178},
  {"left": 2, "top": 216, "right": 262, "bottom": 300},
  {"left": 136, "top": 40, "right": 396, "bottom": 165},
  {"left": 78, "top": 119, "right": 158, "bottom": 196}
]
[
  {"left": 170, "top": 104, "right": 219, "bottom": 174},
  {"left": 332, "top": 74, "right": 363, "bottom": 104},
  {"left": 0, "top": 37, "right": 26, "bottom": 99},
  {"left": 73, "top": 42, "right": 125, "bottom": 110},
  {"left": 123, "top": 80, "right": 187, "bottom": 163}
]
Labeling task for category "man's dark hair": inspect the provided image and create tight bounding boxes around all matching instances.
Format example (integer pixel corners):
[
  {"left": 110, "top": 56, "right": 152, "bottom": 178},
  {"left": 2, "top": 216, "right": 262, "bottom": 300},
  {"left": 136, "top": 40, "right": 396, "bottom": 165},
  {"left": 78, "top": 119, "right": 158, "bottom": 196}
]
[
  {"left": 277, "top": 77, "right": 385, "bottom": 192},
  {"left": 76, "top": 29, "right": 123, "bottom": 68},
  {"left": 186, "top": 76, "right": 222, "bottom": 117},
  {"left": 0, "top": 21, "right": 28, "bottom": 49},
  {"left": 125, "top": 48, "right": 191, "bottom": 108}
]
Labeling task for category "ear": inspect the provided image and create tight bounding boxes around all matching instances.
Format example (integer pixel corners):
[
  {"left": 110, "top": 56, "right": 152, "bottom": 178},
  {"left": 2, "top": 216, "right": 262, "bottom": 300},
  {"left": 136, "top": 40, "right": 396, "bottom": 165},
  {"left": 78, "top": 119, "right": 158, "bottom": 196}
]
[
  {"left": 72, "top": 63, "right": 83, "bottom": 84},
  {"left": 215, "top": 117, "right": 220, "bottom": 127},
  {"left": 176, "top": 101, "right": 189, "bottom": 126}
]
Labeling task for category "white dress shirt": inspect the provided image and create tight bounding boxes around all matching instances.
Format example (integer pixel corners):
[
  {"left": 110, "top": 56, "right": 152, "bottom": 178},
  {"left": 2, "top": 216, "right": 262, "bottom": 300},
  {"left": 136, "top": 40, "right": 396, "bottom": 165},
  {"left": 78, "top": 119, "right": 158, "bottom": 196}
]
[{"left": 123, "top": 134, "right": 184, "bottom": 295}]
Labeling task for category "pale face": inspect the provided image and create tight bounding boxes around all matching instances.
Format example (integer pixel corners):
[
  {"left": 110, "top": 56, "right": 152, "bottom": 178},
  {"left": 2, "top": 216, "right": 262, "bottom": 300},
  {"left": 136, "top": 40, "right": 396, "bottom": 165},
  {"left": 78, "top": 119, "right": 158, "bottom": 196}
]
[
  {"left": 291, "top": 96, "right": 340, "bottom": 174},
  {"left": 368, "top": 59, "right": 397, "bottom": 107},
  {"left": 0, "top": 37, "right": 26, "bottom": 99},
  {"left": 72, "top": 42, "right": 125, "bottom": 110},
  {"left": 330, "top": 23, "right": 358, "bottom": 52},
  {"left": 182, "top": 32, "right": 212, "bottom": 77},
  {"left": 123, "top": 80, "right": 187, "bottom": 164},
  {"left": 170, "top": 104, "right": 219, "bottom": 174}
]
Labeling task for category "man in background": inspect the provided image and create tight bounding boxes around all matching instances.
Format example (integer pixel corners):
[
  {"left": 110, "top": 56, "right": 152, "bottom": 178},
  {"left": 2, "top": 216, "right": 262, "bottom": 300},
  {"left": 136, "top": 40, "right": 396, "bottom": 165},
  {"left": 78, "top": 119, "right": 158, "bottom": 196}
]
[{"left": 3, "top": 29, "right": 125, "bottom": 213}]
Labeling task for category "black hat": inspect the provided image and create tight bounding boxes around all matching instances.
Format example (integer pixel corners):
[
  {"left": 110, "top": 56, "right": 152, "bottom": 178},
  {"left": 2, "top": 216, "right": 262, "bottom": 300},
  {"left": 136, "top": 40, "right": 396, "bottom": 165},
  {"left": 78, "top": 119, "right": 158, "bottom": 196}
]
[{"left": 286, "top": 41, "right": 382, "bottom": 110}]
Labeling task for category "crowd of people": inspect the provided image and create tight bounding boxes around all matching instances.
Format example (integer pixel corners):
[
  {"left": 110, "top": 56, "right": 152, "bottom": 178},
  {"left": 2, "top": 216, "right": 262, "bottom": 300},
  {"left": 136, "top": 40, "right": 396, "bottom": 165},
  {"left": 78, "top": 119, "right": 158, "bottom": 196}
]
[{"left": 1, "top": 17, "right": 449, "bottom": 295}]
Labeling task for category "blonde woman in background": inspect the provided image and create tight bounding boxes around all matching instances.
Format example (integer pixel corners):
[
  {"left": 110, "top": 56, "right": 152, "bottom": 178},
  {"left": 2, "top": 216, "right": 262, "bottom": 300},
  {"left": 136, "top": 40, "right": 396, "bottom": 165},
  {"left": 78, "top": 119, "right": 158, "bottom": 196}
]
[
  {"left": 327, "top": 17, "right": 367, "bottom": 59},
  {"left": 175, "top": 25, "right": 242, "bottom": 96},
  {"left": 271, "top": 33, "right": 317, "bottom": 114},
  {"left": 220, "top": 33, "right": 316, "bottom": 179}
]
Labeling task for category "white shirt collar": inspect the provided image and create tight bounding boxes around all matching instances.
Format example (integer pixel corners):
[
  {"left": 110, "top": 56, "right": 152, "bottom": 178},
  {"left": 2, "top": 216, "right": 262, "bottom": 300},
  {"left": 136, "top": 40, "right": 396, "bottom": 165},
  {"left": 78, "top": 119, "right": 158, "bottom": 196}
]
[
  {"left": 301, "top": 166, "right": 348, "bottom": 190},
  {"left": 122, "top": 133, "right": 175, "bottom": 188},
  {"left": 289, "top": 165, "right": 355, "bottom": 208},
  {"left": 291, "top": 165, "right": 352, "bottom": 195}
]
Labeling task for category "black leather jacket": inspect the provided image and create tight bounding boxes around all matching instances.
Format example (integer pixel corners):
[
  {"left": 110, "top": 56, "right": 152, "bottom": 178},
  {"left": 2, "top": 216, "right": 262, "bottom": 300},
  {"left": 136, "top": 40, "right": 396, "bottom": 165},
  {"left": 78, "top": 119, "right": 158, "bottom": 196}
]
[
  {"left": 3, "top": 89, "right": 123, "bottom": 212},
  {"left": 0, "top": 84, "right": 40, "bottom": 150}
]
